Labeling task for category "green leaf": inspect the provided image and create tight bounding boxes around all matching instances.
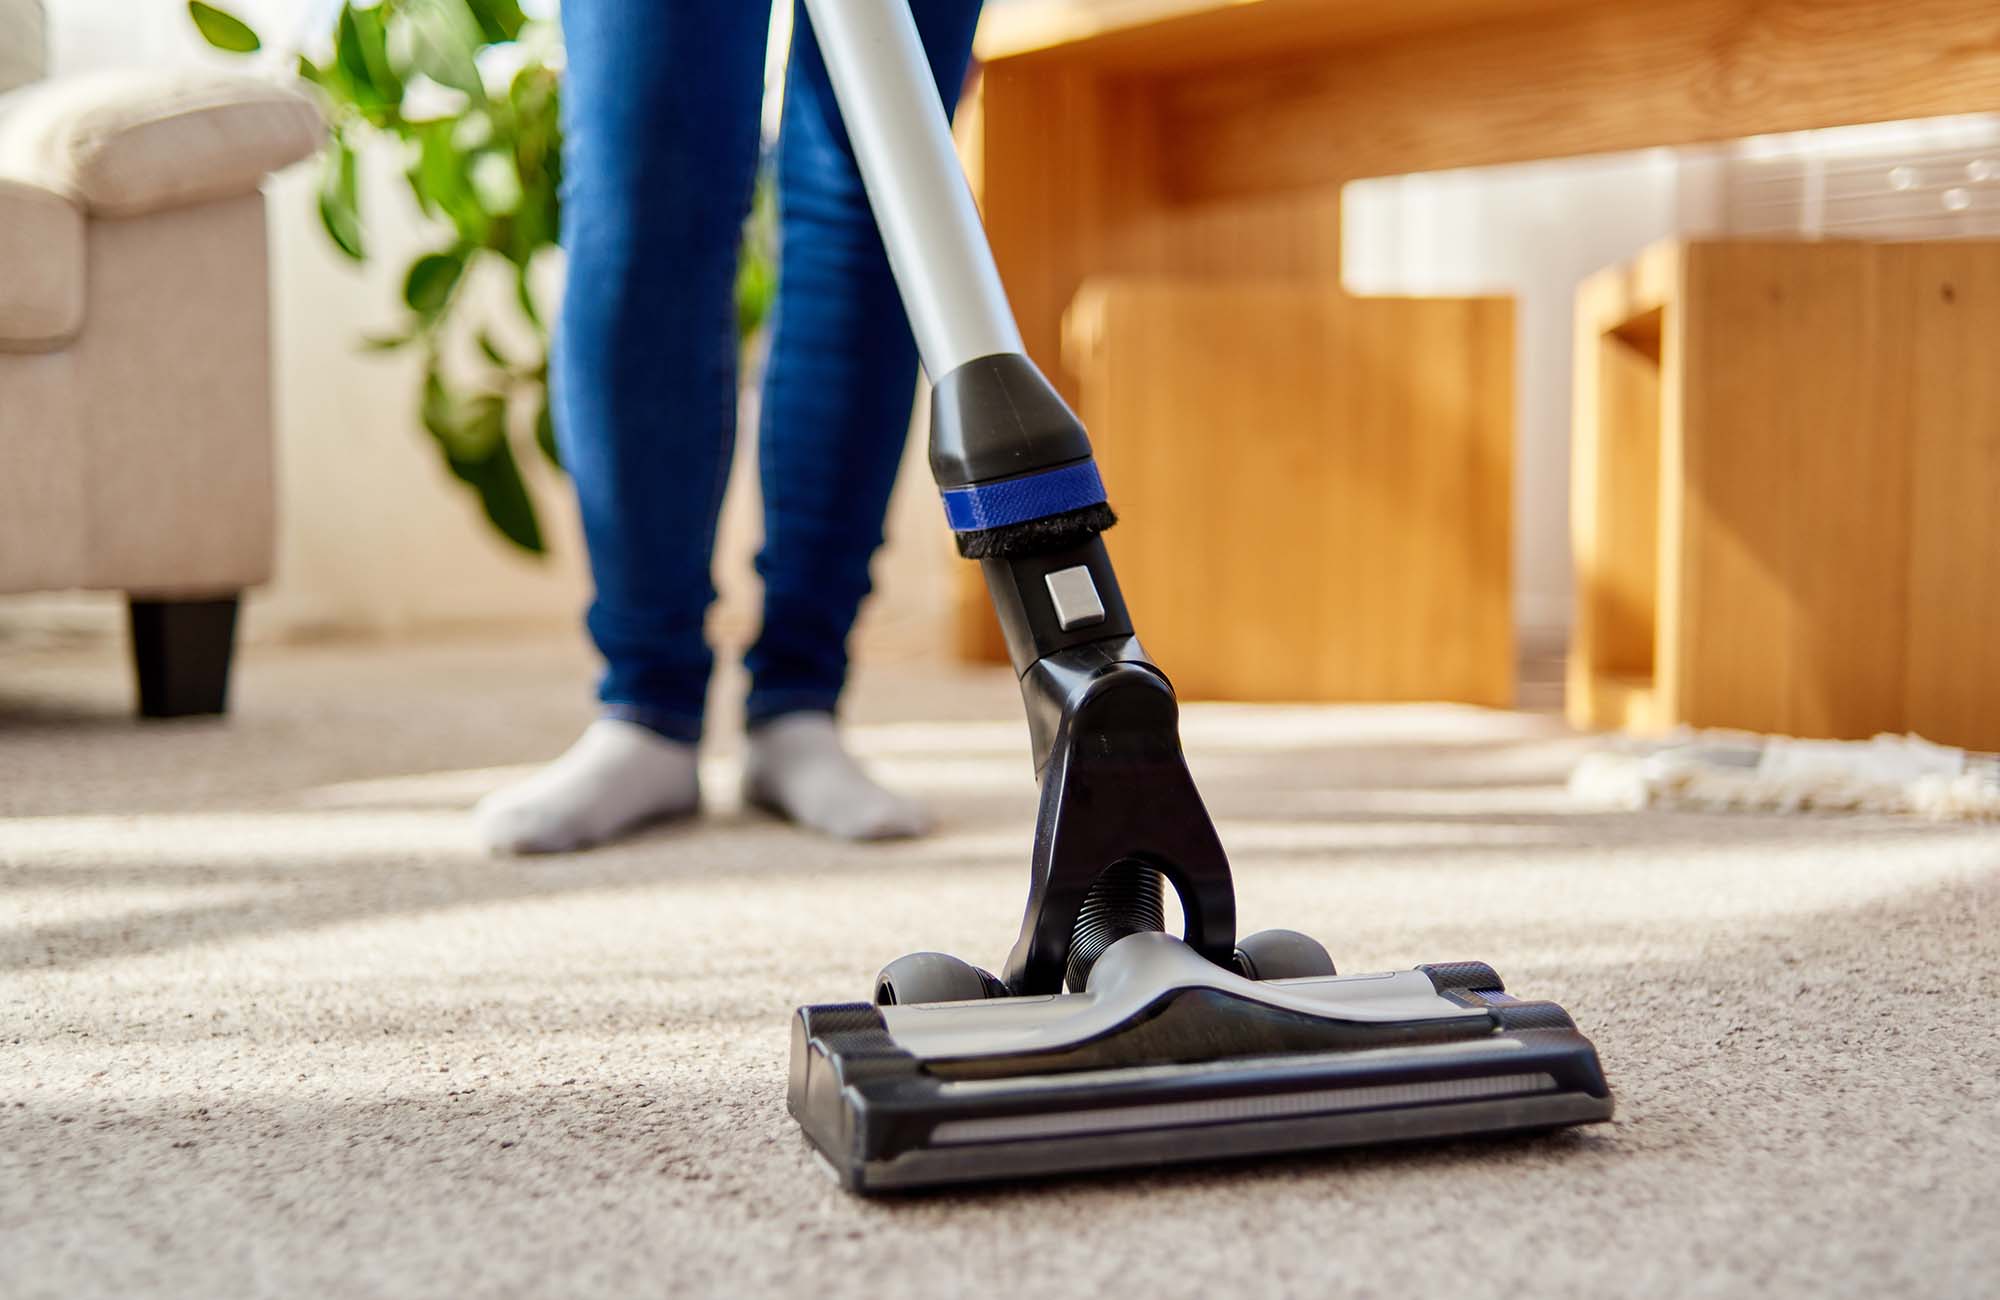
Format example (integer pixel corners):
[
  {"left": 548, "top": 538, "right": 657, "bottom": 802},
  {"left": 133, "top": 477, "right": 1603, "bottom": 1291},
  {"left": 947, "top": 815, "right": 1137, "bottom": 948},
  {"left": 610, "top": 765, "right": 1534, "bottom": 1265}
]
[
  {"left": 407, "top": 119, "right": 490, "bottom": 243},
  {"left": 533, "top": 391, "right": 561, "bottom": 470},
  {"left": 404, "top": 250, "right": 466, "bottom": 315},
  {"left": 450, "top": 399, "right": 544, "bottom": 554},
  {"left": 506, "top": 148, "right": 556, "bottom": 261},
  {"left": 501, "top": 62, "right": 561, "bottom": 265},
  {"left": 422, "top": 369, "right": 486, "bottom": 462},
  {"left": 334, "top": 7, "right": 381, "bottom": 108},
  {"left": 317, "top": 142, "right": 365, "bottom": 261},
  {"left": 360, "top": 331, "right": 413, "bottom": 351},
  {"left": 334, "top": 3, "right": 403, "bottom": 111},
  {"left": 466, "top": 0, "right": 528, "bottom": 44},
  {"left": 735, "top": 171, "right": 778, "bottom": 341},
  {"left": 475, "top": 329, "right": 510, "bottom": 369},
  {"left": 407, "top": 120, "right": 456, "bottom": 217},
  {"left": 187, "top": 1, "right": 261, "bottom": 53},
  {"left": 389, "top": 0, "right": 487, "bottom": 102},
  {"left": 466, "top": 440, "right": 544, "bottom": 554},
  {"left": 734, "top": 248, "right": 775, "bottom": 343},
  {"left": 421, "top": 365, "right": 458, "bottom": 444},
  {"left": 508, "top": 60, "right": 559, "bottom": 127},
  {"left": 418, "top": 371, "right": 544, "bottom": 554},
  {"left": 457, "top": 393, "right": 507, "bottom": 455}
]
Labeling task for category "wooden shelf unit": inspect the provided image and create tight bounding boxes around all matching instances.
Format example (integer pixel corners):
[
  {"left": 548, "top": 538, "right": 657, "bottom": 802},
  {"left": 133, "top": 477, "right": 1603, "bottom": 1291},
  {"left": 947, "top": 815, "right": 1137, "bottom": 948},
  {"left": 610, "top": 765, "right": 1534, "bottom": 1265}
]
[{"left": 1570, "top": 238, "right": 2000, "bottom": 747}]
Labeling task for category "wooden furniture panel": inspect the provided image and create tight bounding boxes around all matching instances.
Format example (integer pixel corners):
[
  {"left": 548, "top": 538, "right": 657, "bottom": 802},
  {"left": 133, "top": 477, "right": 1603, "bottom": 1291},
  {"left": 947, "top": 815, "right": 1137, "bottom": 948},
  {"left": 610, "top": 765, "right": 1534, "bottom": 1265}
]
[
  {"left": 1155, "top": 0, "right": 2000, "bottom": 203},
  {"left": 1059, "top": 277, "right": 1514, "bottom": 704},
  {"left": 1902, "top": 245, "right": 2000, "bottom": 742},
  {"left": 977, "top": 0, "right": 1590, "bottom": 73},
  {"left": 1570, "top": 256, "right": 1668, "bottom": 731},
  {"left": 961, "top": 0, "right": 2000, "bottom": 693},
  {"left": 1570, "top": 238, "right": 2000, "bottom": 748},
  {"left": 959, "top": 62, "right": 1346, "bottom": 663},
  {"left": 979, "top": 0, "right": 2000, "bottom": 195},
  {"left": 1675, "top": 241, "right": 1914, "bottom": 738}
]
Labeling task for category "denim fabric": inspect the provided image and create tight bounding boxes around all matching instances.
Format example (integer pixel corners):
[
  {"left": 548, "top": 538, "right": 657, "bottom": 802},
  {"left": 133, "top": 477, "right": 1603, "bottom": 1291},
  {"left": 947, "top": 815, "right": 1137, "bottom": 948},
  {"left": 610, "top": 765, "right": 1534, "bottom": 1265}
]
[{"left": 556, "top": 0, "right": 984, "bottom": 743}]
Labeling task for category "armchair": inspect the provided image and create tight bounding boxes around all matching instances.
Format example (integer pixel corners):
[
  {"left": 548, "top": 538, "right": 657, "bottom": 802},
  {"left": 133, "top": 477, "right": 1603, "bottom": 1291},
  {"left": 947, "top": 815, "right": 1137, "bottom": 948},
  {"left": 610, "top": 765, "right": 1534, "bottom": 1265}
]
[{"left": 0, "top": 0, "right": 320, "bottom": 715}]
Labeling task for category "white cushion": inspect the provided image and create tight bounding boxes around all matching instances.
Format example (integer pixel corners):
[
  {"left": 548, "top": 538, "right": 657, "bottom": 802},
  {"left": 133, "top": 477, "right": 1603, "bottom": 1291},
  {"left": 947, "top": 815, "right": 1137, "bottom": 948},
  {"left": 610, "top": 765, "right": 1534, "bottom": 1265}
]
[
  {"left": 0, "top": 174, "right": 81, "bottom": 346},
  {"left": 0, "top": 70, "right": 321, "bottom": 218}
]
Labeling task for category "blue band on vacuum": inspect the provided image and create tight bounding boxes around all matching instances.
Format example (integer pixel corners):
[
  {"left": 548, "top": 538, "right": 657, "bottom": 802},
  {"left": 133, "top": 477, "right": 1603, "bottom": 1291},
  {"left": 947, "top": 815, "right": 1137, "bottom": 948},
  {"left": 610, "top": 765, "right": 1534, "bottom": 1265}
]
[{"left": 940, "top": 461, "right": 1106, "bottom": 533}]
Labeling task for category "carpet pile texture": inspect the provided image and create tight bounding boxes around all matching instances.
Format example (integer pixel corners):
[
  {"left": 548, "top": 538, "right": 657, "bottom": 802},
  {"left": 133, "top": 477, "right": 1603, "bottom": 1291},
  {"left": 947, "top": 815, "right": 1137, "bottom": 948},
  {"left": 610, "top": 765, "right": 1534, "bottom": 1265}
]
[{"left": 3, "top": 638, "right": 1995, "bottom": 1298}]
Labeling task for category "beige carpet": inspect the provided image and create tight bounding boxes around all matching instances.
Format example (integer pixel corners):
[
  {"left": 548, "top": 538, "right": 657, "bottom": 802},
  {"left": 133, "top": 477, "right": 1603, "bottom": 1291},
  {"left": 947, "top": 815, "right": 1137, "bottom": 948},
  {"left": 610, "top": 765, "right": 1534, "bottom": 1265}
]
[{"left": 3, "top": 635, "right": 1996, "bottom": 1299}]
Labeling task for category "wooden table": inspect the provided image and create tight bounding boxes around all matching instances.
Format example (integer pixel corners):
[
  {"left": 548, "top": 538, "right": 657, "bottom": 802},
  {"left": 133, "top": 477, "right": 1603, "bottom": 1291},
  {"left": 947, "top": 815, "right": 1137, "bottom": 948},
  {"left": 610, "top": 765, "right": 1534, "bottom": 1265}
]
[
  {"left": 972, "top": 0, "right": 2000, "bottom": 370},
  {"left": 953, "top": 0, "right": 2000, "bottom": 698}
]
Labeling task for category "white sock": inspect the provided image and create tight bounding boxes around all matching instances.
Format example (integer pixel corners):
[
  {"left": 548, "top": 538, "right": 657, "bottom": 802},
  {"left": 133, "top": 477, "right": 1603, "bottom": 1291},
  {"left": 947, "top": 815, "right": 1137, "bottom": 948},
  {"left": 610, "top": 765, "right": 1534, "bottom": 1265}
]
[
  {"left": 744, "top": 712, "right": 932, "bottom": 842},
  {"left": 474, "top": 718, "right": 700, "bottom": 854}
]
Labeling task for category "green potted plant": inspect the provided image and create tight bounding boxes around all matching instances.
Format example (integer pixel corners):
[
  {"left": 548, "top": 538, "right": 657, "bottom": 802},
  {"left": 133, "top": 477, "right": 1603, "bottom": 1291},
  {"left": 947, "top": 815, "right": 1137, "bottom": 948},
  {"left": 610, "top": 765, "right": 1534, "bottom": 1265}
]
[{"left": 188, "top": 0, "right": 776, "bottom": 554}]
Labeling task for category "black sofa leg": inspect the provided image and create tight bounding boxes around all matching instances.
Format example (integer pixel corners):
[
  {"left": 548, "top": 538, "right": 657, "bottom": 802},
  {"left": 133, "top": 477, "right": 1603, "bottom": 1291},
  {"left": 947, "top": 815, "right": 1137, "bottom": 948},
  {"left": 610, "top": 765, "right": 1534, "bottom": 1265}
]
[{"left": 128, "top": 595, "right": 241, "bottom": 719}]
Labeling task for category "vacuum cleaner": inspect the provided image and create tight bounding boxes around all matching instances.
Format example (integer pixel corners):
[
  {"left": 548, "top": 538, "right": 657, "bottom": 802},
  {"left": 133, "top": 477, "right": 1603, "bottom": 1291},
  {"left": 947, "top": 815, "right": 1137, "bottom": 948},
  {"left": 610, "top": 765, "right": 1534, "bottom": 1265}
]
[{"left": 787, "top": 0, "right": 1615, "bottom": 1193}]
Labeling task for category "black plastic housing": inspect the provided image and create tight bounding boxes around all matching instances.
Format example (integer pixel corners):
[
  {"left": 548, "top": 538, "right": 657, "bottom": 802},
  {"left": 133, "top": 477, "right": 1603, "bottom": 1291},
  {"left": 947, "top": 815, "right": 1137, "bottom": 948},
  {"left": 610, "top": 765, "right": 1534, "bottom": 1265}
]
[
  {"left": 928, "top": 353, "right": 1093, "bottom": 488},
  {"left": 1002, "top": 647, "right": 1236, "bottom": 993},
  {"left": 788, "top": 979, "right": 1615, "bottom": 1194},
  {"left": 981, "top": 536, "right": 1132, "bottom": 682},
  {"left": 925, "top": 351, "right": 1235, "bottom": 995}
]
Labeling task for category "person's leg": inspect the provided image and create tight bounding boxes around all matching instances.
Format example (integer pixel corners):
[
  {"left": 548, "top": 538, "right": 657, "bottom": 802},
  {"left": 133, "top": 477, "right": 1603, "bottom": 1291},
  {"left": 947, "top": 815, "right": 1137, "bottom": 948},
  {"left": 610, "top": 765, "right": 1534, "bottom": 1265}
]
[
  {"left": 738, "top": 0, "right": 985, "bottom": 841},
  {"left": 477, "top": 0, "right": 769, "bottom": 854}
]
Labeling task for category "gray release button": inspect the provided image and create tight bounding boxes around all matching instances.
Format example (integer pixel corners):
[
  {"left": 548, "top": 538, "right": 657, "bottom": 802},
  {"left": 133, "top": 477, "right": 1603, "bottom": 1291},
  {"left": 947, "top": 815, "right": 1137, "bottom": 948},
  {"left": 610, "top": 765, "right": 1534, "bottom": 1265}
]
[{"left": 1044, "top": 565, "right": 1106, "bottom": 631}]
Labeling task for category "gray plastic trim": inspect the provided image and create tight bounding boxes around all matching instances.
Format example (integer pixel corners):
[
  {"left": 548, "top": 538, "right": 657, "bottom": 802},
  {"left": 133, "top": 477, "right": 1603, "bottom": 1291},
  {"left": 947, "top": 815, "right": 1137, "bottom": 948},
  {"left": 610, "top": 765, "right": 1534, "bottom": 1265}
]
[
  {"left": 929, "top": 1072, "right": 1559, "bottom": 1145},
  {"left": 878, "top": 933, "right": 1490, "bottom": 1060}
]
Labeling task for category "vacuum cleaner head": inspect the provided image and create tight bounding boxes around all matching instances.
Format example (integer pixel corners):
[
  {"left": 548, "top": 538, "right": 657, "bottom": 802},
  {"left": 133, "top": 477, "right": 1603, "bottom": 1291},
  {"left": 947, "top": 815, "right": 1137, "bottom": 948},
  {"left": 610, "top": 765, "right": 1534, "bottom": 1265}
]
[
  {"left": 790, "top": 934, "right": 1612, "bottom": 1193},
  {"left": 787, "top": 0, "right": 1616, "bottom": 1196}
]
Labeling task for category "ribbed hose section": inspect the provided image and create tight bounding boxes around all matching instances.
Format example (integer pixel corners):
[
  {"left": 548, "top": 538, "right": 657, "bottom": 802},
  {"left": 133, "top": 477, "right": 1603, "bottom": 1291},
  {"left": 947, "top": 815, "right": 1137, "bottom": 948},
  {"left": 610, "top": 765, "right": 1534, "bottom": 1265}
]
[{"left": 1064, "top": 860, "right": 1168, "bottom": 992}]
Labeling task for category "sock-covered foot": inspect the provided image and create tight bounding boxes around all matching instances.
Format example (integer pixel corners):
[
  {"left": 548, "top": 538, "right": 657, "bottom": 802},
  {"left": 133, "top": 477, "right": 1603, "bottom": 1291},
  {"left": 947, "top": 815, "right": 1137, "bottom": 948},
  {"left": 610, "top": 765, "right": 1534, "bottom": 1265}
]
[
  {"left": 743, "top": 712, "right": 932, "bottom": 841},
  {"left": 474, "top": 718, "right": 700, "bottom": 854}
]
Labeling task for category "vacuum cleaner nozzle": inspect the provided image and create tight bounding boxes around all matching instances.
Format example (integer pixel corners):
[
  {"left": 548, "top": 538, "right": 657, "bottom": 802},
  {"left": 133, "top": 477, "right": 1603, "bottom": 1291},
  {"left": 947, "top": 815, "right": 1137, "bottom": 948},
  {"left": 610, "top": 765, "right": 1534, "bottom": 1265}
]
[{"left": 790, "top": 934, "right": 1613, "bottom": 1193}]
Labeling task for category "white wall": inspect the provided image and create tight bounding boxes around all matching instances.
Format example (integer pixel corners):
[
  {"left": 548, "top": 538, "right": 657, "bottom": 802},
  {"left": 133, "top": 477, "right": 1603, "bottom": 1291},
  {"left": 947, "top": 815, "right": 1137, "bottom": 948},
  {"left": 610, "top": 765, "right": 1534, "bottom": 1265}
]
[{"left": 48, "top": 0, "right": 339, "bottom": 77}]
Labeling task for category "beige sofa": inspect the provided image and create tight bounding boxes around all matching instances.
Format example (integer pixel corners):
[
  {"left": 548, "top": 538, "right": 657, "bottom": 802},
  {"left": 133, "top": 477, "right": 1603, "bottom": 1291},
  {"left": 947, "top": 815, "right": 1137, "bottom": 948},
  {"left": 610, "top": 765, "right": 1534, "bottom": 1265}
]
[{"left": 0, "top": 0, "right": 319, "bottom": 715}]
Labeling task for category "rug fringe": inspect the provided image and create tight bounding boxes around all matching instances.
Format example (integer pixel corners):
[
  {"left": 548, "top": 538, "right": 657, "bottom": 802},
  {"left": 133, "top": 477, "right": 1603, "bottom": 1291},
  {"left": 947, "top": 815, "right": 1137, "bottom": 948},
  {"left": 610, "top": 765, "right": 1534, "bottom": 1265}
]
[{"left": 1569, "top": 729, "right": 2000, "bottom": 821}]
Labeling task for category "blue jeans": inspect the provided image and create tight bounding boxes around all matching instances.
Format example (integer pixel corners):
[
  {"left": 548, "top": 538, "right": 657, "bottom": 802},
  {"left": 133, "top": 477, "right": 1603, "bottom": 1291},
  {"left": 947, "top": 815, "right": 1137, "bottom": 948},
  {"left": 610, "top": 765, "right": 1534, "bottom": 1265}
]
[{"left": 556, "top": 0, "right": 984, "bottom": 742}]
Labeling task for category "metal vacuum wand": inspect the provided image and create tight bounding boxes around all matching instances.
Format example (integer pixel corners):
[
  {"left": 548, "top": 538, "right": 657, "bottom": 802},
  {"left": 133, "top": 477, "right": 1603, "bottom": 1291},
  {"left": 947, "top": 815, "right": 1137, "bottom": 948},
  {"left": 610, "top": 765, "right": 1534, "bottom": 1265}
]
[
  {"left": 802, "top": 0, "right": 1230, "bottom": 998},
  {"left": 799, "top": 0, "right": 1025, "bottom": 379}
]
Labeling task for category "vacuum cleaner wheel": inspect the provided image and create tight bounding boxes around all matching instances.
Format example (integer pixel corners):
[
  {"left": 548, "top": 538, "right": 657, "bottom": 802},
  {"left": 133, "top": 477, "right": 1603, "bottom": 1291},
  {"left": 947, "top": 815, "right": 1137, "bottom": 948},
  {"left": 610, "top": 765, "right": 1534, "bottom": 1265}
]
[
  {"left": 874, "top": 952, "right": 1004, "bottom": 1006},
  {"left": 1230, "top": 929, "right": 1337, "bottom": 981}
]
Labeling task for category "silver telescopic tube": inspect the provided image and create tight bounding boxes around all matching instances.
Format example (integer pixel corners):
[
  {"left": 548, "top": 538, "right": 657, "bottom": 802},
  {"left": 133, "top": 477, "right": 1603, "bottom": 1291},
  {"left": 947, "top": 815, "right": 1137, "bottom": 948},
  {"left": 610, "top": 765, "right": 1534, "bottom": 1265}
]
[{"left": 799, "top": 0, "right": 1026, "bottom": 379}]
